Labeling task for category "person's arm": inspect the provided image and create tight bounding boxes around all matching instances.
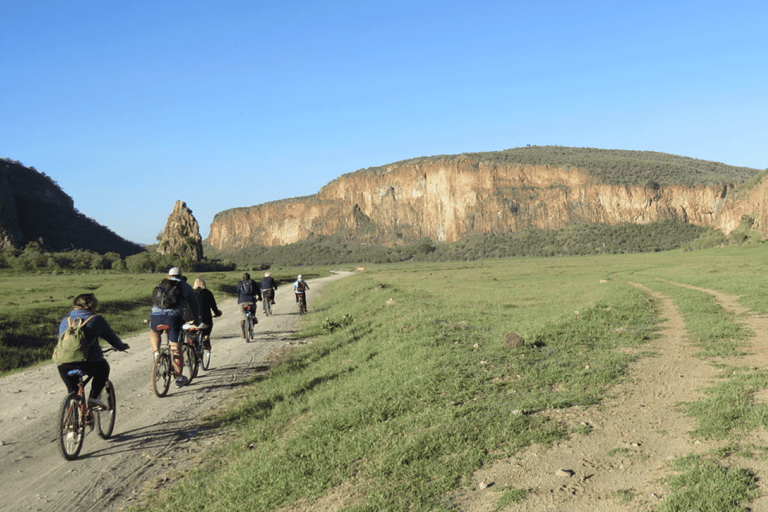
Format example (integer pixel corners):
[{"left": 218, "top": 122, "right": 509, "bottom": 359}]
[
  {"left": 182, "top": 283, "right": 202, "bottom": 323},
  {"left": 208, "top": 290, "right": 222, "bottom": 316},
  {"left": 91, "top": 316, "right": 129, "bottom": 351}
]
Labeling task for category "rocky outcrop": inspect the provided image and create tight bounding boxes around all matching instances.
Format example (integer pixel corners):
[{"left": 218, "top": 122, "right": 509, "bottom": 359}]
[
  {"left": 207, "top": 156, "right": 753, "bottom": 251},
  {"left": 0, "top": 158, "right": 143, "bottom": 256},
  {"left": 157, "top": 200, "right": 204, "bottom": 261}
]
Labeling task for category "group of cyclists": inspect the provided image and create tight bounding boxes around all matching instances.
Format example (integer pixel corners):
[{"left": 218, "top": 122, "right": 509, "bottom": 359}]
[{"left": 54, "top": 268, "right": 312, "bottom": 403}]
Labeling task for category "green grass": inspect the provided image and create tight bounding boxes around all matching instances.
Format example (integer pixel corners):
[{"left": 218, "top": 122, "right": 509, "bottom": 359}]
[
  {"left": 133, "top": 256, "right": 662, "bottom": 511},
  {"left": 9, "top": 245, "right": 768, "bottom": 509},
  {"left": 660, "top": 455, "right": 758, "bottom": 512}
]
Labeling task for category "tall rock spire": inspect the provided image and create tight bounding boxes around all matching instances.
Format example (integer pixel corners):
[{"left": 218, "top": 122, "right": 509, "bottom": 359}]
[{"left": 156, "top": 200, "right": 203, "bottom": 261}]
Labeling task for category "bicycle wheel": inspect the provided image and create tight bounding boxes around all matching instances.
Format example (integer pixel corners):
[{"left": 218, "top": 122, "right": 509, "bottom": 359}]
[
  {"left": 96, "top": 381, "right": 116, "bottom": 439},
  {"left": 181, "top": 343, "right": 197, "bottom": 384},
  {"left": 264, "top": 299, "right": 272, "bottom": 316},
  {"left": 59, "top": 394, "right": 84, "bottom": 460},
  {"left": 245, "top": 317, "right": 253, "bottom": 342},
  {"left": 202, "top": 347, "right": 211, "bottom": 370},
  {"left": 152, "top": 352, "right": 172, "bottom": 398}
]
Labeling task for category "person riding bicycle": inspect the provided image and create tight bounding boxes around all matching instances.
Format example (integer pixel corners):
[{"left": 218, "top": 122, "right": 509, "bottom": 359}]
[
  {"left": 191, "top": 277, "right": 222, "bottom": 350},
  {"left": 56, "top": 293, "right": 130, "bottom": 410},
  {"left": 260, "top": 271, "right": 278, "bottom": 312},
  {"left": 149, "top": 267, "right": 202, "bottom": 387},
  {"left": 293, "top": 274, "right": 309, "bottom": 304},
  {"left": 236, "top": 272, "right": 262, "bottom": 338}
]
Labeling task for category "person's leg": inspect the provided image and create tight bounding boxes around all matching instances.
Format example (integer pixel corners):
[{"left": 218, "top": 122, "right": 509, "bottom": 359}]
[
  {"left": 167, "top": 315, "right": 184, "bottom": 375},
  {"left": 57, "top": 363, "right": 79, "bottom": 394},
  {"left": 87, "top": 360, "right": 110, "bottom": 399}
]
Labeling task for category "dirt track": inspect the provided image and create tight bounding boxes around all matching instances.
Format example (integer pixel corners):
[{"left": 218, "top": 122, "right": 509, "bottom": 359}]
[
  {"left": 0, "top": 272, "right": 352, "bottom": 512},
  {"left": 455, "top": 280, "right": 768, "bottom": 512}
]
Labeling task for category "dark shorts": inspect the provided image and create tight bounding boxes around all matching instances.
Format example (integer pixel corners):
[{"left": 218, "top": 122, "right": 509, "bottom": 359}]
[{"left": 150, "top": 311, "right": 184, "bottom": 343}]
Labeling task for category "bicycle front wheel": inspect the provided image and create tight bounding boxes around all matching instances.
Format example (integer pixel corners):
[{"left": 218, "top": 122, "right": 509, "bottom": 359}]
[
  {"left": 202, "top": 347, "right": 211, "bottom": 370},
  {"left": 181, "top": 344, "right": 197, "bottom": 384},
  {"left": 152, "top": 352, "right": 172, "bottom": 398},
  {"left": 59, "top": 394, "right": 84, "bottom": 460},
  {"left": 96, "top": 381, "right": 116, "bottom": 439}
]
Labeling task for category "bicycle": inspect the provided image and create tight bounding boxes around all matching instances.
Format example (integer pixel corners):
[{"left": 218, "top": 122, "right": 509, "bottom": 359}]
[
  {"left": 151, "top": 324, "right": 196, "bottom": 398},
  {"left": 262, "top": 289, "right": 274, "bottom": 316},
  {"left": 58, "top": 349, "right": 118, "bottom": 460},
  {"left": 182, "top": 322, "right": 210, "bottom": 376},
  {"left": 241, "top": 304, "right": 257, "bottom": 342},
  {"left": 296, "top": 292, "right": 307, "bottom": 315}
]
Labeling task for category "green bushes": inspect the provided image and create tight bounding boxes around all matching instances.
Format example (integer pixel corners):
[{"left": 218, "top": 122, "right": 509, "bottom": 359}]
[{"left": 207, "top": 219, "right": 710, "bottom": 268}]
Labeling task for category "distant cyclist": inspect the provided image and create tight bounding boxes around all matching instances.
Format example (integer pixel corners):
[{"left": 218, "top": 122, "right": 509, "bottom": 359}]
[
  {"left": 149, "top": 267, "right": 202, "bottom": 387},
  {"left": 260, "top": 271, "right": 278, "bottom": 311},
  {"left": 293, "top": 274, "right": 309, "bottom": 303},
  {"left": 192, "top": 277, "right": 222, "bottom": 350},
  {"left": 55, "top": 293, "right": 130, "bottom": 409},
  {"left": 236, "top": 272, "right": 262, "bottom": 338}
]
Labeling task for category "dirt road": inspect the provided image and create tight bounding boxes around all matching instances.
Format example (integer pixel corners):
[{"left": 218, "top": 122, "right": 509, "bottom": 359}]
[
  {"left": 0, "top": 272, "right": 352, "bottom": 512},
  {"left": 455, "top": 280, "right": 768, "bottom": 512}
]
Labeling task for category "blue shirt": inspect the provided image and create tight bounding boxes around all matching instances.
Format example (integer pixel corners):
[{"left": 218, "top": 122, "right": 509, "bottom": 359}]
[{"left": 57, "top": 309, "right": 129, "bottom": 362}]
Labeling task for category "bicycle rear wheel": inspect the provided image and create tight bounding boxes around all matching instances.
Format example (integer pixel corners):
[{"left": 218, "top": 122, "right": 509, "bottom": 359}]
[
  {"left": 96, "top": 381, "right": 116, "bottom": 439},
  {"left": 245, "top": 317, "right": 253, "bottom": 342},
  {"left": 59, "top": 394, "right": 84, "bottom": 460},
  {"left": 181, "top": 344, "right": 197, "bottom": 384},
  {"left": 152, "top": 352, "right": 172, "bottom": 397},
  {"left": 202, "top": 347, "right": 211, "bottom": 370}
]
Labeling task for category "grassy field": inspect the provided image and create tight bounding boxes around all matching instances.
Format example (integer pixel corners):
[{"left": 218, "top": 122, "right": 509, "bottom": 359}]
[
  {"left": 0, "top": 267, "right": 327, "bottom": 375},
  {"left": 122, "top": 244, "right": 768, "bottom": 511}
]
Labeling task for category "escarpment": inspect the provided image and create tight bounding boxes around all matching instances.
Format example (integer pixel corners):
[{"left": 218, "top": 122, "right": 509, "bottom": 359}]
[{"left": 207, "top": 152, "right": 763, "bottom": 252}]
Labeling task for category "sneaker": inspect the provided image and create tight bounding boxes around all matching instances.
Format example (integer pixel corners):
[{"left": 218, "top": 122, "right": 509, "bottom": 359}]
[
  {"left": 175, "top": 375, "right": 189, "bottom": 387},
  {"left": 89, "top": 397, "right": 108, "bottom": 410}
]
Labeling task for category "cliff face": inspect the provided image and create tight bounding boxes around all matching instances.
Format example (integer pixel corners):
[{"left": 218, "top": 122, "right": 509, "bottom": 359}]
[
  {"left": 157, "top": 200, "right": 204, "bottom": 261},
  {"left": 0, "top": 158, "right": 143, "bottom": 256},
  {"left": 206, "top": 157, "right": 755, "bottom": 251}
]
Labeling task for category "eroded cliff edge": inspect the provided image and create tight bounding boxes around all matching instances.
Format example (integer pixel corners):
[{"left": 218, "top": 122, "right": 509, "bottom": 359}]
[{"left": 207, "top": 156, "right": 762, "bottom": 252}]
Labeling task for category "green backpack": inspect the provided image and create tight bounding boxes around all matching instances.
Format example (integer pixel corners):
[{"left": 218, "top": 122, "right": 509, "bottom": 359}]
[{"left": 52, "top": 315, "right": 96, "bottom": 364}]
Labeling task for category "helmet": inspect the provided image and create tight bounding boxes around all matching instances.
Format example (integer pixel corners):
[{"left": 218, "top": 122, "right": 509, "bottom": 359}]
[
  {"left": 168, "top": 267, "right": 181, "bottom": 276},
  {"left": 297, "top": 275, "right": 302, "bottom": 280}
]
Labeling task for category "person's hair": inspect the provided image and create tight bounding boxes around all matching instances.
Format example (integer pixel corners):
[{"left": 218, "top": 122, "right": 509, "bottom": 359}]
[
  {"left": 193, "top": 277, "right": 206, "bottom": 289},
  {"left": 243, "top": 272, "right": 250, "bottom": 280},
  {"left": 73, "top": 293, "right": 98, "bottom": 311}
]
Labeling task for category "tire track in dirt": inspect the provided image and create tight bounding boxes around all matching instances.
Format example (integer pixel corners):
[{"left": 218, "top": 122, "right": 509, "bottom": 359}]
[{"left": 453, "top": 280, "right": 768, "bottom": 512}]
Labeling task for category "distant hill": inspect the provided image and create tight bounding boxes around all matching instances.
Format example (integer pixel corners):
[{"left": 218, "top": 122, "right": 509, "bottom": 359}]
[
  {"left": 0, "top": 158, "right": 144, "bottom": 257},
  {"left": 207, "top": 146, "right": 764, "bottom": 252}
]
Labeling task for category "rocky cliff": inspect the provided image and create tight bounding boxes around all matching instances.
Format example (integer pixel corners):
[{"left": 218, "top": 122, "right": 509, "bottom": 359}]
[
  {"left": 156, "top": 200, "right": 204, "bottom": 261},
  {"left": 206, "top": 149, "right": 764, "bottom": 252},
  {"left": 0, "top": 158, "right": 144, "bottom": 256}
]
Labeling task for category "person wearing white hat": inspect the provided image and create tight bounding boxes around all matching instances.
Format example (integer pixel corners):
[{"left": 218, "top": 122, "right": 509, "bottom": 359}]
[{"left": 148, "top": 267, "right": 202, "bottom": 387}]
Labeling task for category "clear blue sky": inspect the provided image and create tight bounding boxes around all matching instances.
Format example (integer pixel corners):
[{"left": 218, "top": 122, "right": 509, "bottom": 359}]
[{"left": 2, "top": 0, "right": 766, "bottom": 246}]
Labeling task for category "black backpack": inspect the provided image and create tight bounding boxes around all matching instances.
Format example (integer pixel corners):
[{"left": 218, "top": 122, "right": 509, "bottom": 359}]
[
  {"left": 242, "top": 279, "right": 254, "bottom": 295},
  {"left": 152, "top": 279, "right": 184, "bottom": 309}
]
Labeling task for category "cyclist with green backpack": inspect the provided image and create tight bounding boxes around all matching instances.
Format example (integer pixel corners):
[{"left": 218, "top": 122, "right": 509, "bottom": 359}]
[
  {"left": 148, "top": 267, "right": 202, "bottom": 387},
  {"left": 55, "top": 293, "right": 130, "bottom": 410}
]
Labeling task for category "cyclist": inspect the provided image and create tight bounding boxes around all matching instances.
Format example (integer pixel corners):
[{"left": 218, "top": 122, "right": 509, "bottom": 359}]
[
  {"left": 56, "top": 293, "right": 130, "bottom": 409},
  {"left": 260, "top": 271, "right": 278, "bottom": 312},
  {"left": 149, "top": 267, "right": 202, "bottom": 387},
  {"left": 236, "top": 272, "right": 262, "bottom": 338},
  {"left": 192, "top": 277, "right": 222, "bottom": 350},
  {"left": 293, "top": 274, "right": 309, "bottom": 304}
]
